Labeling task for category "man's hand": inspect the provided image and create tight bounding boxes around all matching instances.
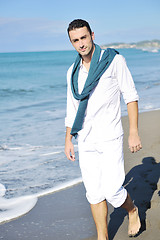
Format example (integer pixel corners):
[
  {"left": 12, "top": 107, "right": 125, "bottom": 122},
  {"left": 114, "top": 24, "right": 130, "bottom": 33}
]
[
  {"left": 127, "top": 101, "right": 142, "bottom": 153},
  {"left": 128, "top": 133, "right": 142, "bottom": 153},
  {"left": 65, "top": 139, "right": 75, "bottom": 161},
  {"left": 65, "top": 127, "right": 75, "bottom": 161}
]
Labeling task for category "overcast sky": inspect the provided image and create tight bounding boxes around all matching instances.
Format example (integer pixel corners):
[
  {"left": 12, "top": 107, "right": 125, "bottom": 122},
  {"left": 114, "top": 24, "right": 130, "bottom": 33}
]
[{"left": 0, "top": 0, "right": 160, "bottom": 52}]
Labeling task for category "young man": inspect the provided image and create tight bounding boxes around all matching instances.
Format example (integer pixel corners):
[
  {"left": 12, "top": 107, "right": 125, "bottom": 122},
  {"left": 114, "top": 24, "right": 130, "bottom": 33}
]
[{"left": 65, "top": 19, "right": 142, "bottom": 240}]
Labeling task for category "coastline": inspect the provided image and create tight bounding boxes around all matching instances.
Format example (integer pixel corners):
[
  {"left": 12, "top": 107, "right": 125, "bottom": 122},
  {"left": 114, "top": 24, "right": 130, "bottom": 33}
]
[
  {"left": 101, "top": 39, "right": 160, "bottom": 51},
  {"left": 0, "top": 110, "right": 160, "bottom": 239}
]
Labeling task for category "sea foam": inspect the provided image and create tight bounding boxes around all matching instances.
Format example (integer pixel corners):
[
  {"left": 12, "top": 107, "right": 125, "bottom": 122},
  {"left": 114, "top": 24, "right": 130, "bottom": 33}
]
[
  {"left": 0, "top": 178, "right": 82, "bottom": 224},
  {"left": 0, "top": 183, "right": 37, "bottom": 224},
  {"left": 0, "top": 195, "right": 37, "bottom": 224}
]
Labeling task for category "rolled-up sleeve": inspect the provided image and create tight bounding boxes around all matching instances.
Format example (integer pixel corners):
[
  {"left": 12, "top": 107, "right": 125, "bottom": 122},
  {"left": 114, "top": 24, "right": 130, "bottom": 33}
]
[
  {"left": 116, "top": 55, "right": 139, "bottom": 104},
  {"left": 65, "top": 65, "right": 78, "bottom": 128}
]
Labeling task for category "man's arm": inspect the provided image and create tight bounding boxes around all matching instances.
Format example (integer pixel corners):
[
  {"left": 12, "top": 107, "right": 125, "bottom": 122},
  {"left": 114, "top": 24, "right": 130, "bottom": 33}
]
[
  {"left": 127, "top": 101, "right": 142, "bottom": 153},
  {"left": 65, "top": 66, "right": 77, "bottom": 161},
  {"left": 65, "top": 127, "right": 75, "bottom": 161}
]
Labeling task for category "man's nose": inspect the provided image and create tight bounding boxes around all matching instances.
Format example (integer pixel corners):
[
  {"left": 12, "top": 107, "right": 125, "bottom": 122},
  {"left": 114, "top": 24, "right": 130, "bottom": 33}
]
[{"left": 79, "top": 40, "right": 84, "bottom": 48}]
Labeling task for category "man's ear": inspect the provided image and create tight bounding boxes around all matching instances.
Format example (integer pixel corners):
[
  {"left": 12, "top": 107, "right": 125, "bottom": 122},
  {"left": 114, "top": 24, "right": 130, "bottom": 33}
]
[{"left": 91, "top": 32, "right": 95, "bottom": 41}]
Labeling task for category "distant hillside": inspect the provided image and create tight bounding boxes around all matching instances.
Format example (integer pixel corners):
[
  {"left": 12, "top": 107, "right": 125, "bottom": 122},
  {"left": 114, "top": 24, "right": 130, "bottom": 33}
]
[{"left": 101, "top": 40, "right": 160, "bottom": 50}]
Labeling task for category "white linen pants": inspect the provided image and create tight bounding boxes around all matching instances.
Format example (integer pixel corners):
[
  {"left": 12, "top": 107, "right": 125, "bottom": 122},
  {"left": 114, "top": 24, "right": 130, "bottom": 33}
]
[{"left": 78, "top": 135, "right": 127, "bottom": 208}]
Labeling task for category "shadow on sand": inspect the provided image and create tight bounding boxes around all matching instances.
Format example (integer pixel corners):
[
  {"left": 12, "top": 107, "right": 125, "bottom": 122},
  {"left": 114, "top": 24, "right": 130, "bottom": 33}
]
[{"left": 108, "top": 157, "right": 160, "bottom": 239}]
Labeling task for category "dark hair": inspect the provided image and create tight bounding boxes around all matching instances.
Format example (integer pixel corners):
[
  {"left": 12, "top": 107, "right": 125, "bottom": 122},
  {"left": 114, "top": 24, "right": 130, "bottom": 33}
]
[{"left": 67, "top": 19, "right": 92, "bottom": 36}]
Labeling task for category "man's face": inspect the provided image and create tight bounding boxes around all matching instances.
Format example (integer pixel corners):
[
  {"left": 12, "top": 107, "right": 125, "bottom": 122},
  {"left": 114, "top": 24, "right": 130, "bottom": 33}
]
[{"left": 69, "top": 26, "right": 95, "bottom": 57}]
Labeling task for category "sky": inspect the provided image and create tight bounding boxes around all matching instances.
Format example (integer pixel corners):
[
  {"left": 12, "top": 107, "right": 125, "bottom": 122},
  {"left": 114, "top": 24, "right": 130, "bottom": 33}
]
[{"left": 0, "top": 0, "right": 160, "bottom": 52}]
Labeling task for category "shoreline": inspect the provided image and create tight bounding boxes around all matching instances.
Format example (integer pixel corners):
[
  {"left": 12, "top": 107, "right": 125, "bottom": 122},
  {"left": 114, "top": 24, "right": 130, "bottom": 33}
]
[{"left": 0, "top": 109, "right": 160, "bottom": 239}]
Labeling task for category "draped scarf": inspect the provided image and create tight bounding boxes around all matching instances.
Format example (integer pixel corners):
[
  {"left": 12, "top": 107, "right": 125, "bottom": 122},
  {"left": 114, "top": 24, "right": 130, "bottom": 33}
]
[{"left": 70, "top": 44, "right": 118, "bottom": 137}]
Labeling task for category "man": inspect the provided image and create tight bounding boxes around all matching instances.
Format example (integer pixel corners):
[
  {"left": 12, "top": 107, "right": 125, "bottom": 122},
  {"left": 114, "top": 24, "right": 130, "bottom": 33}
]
[{"left": 65, "top": 19, "right": 142, "bottom": 240}]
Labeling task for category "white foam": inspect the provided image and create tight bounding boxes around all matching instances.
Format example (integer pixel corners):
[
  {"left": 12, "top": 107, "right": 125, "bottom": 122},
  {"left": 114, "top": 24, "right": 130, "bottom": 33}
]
[
  {"left": 8, "top": 147, "right": 23, "bottom": 151},
  {"left": 0, "top": 178, "right": 82, "bottom": 224},
  {"left": 40, "top": 151, "right": 61, "bottom": 156},
  {"left": 35, "top": 177, "right": 82, "bottom": 198},
  {"left": 143, "top": 104, "right": 154, "bottom": 110},
  {"left": 0, "top": 144, "right": 8, "bottom": 151},
  {"left": 0, "top": 145, "right": 23, "bottom": 151},
  {"left": 151, "top": 49, "right": 159, "bottom": 53},
  {"left": 0, "top": 195, "right": 38, "bottom": 224},
  {"left": 0, "top": 184, "right": 6, "bottom": 197},
  {"left": 141, "top": 48, "right": 159, "bottom": 53}
]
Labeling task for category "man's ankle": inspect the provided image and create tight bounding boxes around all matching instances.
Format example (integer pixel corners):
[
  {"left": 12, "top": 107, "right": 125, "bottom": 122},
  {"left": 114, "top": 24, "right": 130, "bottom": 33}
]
[{"left": 128, "top": 205, "right": 137, "bottom": 214}]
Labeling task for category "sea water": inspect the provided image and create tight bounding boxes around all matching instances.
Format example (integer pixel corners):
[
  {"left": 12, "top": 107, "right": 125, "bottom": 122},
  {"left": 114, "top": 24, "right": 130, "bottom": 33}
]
[{"left": 0, "top": 48, "right": 160, "bottom": 223}]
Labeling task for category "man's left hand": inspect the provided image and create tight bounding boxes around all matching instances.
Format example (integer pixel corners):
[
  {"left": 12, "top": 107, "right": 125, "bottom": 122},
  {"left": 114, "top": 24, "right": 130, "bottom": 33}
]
[{"left": 128, "top": 133, "right": 142, "bottom": 153}]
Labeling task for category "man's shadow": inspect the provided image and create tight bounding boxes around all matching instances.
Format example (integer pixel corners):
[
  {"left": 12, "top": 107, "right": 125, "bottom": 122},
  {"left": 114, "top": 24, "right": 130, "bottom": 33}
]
[{"left": 108, "top": 157, "right": 160, "bottom": 239}]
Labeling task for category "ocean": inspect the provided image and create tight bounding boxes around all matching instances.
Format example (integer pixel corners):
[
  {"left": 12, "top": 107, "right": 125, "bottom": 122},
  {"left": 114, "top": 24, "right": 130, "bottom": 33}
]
[{"left": 0, "top": 48, "right": 160, "bottom": 223}]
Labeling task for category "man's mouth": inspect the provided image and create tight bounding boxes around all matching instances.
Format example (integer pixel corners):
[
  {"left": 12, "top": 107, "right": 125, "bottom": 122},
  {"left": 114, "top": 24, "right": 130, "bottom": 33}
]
[{"left": 80, "top": 47, "right": 87, "bottom": 52}]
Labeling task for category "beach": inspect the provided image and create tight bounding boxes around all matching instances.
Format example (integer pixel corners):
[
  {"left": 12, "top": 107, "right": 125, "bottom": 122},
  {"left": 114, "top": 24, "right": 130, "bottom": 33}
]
[{"left": 0, "top": 109, "right": 160, "bottom": 239}]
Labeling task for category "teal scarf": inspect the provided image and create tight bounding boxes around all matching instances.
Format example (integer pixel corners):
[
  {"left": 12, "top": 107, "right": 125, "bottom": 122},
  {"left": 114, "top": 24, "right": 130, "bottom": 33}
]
[{"left": 70, "top": 44, "right": 118, "bottom": 137}]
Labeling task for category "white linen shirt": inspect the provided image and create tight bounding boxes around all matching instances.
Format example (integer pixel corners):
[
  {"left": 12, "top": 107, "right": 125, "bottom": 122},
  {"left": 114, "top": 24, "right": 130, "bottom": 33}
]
[{"left": 65, "top": 51, "right": 139, "bottom": 143}]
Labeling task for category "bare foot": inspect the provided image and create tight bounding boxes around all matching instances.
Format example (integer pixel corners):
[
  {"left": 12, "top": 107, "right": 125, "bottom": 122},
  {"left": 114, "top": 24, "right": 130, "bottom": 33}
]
[{"left": 128, "top": 206, "right": 141, "bottom": 237}]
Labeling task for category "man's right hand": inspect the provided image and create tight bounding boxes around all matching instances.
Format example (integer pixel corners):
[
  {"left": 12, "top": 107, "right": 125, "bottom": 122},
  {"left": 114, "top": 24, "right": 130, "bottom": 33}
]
[
  {"left": 65, "top": 140, "right": 75, "bottom": 161},
  {"left": 65, "top": 127, "right": 75, "bottom": 161}
]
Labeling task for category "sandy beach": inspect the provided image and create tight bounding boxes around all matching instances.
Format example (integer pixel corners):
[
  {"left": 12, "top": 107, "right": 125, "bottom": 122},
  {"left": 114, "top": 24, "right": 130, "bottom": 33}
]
[{"left": 0, "top": 110, "right": 160, "bottom": 240}]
